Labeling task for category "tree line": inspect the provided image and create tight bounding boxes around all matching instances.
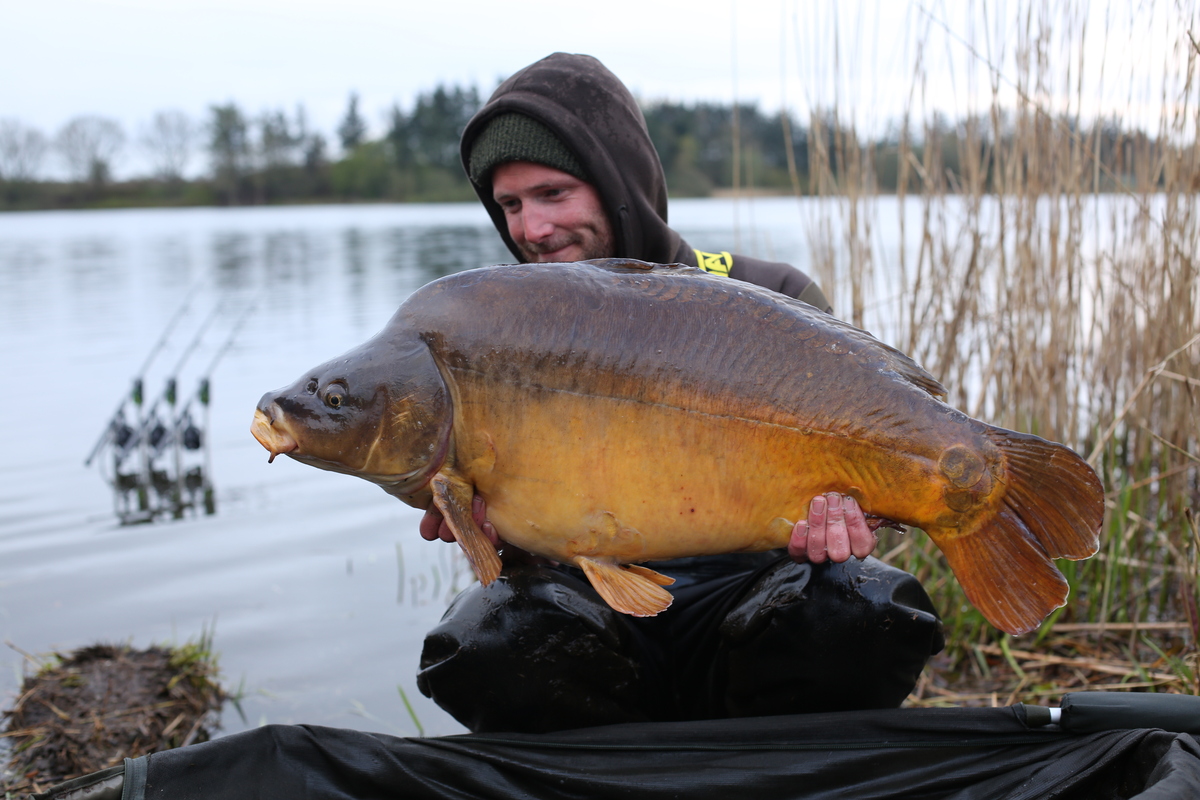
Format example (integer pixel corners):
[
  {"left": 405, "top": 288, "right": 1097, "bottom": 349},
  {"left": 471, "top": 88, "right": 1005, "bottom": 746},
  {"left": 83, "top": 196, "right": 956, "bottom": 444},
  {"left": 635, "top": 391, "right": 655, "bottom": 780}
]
[{"left": 0, "top": 83, "right": 1169, "bottom": 211}]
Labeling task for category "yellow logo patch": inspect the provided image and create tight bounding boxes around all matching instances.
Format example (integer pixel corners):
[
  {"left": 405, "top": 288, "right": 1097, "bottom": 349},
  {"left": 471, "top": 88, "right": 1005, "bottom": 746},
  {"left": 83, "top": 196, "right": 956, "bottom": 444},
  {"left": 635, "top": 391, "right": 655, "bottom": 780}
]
[{"left": 693, "top": 249, "right": 733, "bottom": 277}]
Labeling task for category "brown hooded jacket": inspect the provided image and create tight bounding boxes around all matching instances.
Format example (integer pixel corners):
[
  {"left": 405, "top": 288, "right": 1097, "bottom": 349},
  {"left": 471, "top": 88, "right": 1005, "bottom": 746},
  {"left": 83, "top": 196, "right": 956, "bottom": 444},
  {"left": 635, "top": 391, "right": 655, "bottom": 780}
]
[{"left": 459, "top": 52, "right": 831, "bottom": 310}]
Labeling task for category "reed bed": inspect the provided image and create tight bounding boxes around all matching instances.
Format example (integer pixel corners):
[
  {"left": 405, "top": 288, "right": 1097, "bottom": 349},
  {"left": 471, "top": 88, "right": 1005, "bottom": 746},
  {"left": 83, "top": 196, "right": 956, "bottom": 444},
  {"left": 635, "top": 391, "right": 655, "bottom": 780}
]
[{"left": 794, "top": 0, "right": 1200, "bottom": 701}]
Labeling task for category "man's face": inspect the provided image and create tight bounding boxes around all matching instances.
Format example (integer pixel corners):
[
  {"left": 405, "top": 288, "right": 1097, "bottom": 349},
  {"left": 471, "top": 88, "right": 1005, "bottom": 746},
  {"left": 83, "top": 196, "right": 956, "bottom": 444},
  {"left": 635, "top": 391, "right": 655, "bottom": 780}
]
[{"left": 491, "top": 161, "right": 615, "bottom": 262}]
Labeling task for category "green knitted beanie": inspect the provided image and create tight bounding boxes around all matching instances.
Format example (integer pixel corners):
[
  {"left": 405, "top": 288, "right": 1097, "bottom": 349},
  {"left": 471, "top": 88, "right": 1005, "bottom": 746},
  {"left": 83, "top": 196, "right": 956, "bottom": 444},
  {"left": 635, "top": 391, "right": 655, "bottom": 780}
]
[{"left": 468, "top": 113, "right": 588, "bottom": 186}]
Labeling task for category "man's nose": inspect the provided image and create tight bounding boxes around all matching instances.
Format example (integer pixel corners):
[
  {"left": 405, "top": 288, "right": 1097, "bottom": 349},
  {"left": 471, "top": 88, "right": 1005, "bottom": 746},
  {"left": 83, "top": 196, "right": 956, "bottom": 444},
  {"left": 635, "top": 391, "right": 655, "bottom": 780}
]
[{"left": 520, "top": 206, "right": 555, "bottom": 242}]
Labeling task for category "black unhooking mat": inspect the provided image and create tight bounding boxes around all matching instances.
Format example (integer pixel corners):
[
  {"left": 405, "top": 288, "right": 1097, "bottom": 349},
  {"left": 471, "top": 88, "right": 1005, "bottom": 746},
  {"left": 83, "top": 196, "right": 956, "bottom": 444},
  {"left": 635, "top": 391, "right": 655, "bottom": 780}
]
[{"left": 97, "top": 694, "right": 1200, "bottom": 800}]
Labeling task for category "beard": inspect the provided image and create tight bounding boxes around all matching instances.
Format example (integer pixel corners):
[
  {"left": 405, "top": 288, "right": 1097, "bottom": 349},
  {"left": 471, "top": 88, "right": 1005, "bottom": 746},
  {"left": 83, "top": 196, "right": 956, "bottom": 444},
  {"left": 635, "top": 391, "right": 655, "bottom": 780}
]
[{"left": 519, "top": 225, "right": 615, "bottom": 262}]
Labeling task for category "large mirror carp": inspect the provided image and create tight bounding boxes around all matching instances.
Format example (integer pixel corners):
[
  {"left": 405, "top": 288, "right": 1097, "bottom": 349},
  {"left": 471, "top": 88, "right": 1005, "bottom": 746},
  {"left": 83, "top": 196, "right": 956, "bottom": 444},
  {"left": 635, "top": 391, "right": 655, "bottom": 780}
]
[{"left": 251, "top": 259, "right": 1103, "bottom": 635}]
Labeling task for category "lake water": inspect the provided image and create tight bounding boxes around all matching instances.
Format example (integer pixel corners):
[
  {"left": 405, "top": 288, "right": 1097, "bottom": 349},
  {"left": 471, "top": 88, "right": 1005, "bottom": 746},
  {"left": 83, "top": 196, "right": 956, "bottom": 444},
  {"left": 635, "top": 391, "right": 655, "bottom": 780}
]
[{"left": 0, "top": 197, "right": 825, "bottom": 740}]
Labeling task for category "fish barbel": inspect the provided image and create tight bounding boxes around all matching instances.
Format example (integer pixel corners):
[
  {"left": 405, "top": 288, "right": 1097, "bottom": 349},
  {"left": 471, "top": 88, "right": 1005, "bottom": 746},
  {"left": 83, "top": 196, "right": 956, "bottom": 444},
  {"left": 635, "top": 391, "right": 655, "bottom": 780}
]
[{"left": 251, "top": 259, "right": 1103, "bottom": 635}]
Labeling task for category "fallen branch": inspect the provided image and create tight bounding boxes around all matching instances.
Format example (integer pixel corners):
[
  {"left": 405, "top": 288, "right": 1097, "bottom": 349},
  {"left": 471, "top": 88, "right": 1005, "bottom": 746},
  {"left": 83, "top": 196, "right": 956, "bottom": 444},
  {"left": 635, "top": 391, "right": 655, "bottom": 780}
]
[{"left": 975, "top": 644, "right": 1178, "bottom": 682}]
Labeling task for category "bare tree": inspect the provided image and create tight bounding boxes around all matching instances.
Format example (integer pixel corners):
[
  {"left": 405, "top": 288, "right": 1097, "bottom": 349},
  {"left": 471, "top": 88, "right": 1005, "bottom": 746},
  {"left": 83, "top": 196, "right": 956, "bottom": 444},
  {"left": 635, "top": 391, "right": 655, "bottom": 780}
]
[
  {"left": 337, "top": 92, "right": 367, "bottom": 153},
  {"left": 56, "top": 115, "right": 126, "bottom": 185},
  {"left": 208, "top": 103, "right": 250, "bottom": 203},
  {"left": 0, "top": 118, "right": 49, "bottom": 182},
  {"left": 140, "top": 110, "right": 194, "bottom": 181},
  {"left": 258, "top": 109, "right": 298, "bottom": 169}
]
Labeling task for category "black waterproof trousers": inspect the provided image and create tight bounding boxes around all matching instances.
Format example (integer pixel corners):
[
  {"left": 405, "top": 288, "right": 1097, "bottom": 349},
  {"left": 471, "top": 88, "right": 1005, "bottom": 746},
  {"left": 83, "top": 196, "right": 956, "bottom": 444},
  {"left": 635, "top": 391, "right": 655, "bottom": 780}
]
[{"left": 418, "top": 553, "right": 945, "bottom": 733}]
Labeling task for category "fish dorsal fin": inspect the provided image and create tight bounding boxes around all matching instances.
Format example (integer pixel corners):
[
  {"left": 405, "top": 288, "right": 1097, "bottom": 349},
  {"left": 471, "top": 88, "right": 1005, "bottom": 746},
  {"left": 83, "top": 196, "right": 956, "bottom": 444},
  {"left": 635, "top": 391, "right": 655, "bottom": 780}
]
[
  {"left": 881, "top": 349, "right": 946, "bottom": 398},
  {"left": 876, "top": 343, "right": 946, "bottom": 399},
  {"left": 430, "top": 470, "right": 502, "bottom": 586},
  {"left": 575, "top": 557, "right": 674, "bottom": 616},
  {"left": 792, "top": 302, "right": 947, "bottom": 399}
]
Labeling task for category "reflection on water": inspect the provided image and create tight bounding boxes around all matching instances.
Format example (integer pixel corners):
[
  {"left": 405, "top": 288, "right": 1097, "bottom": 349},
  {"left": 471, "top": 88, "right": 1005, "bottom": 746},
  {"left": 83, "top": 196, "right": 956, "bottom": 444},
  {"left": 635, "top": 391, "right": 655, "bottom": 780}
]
[
  {"left": 396, "top": 540, "right": 475, "bottom": 609},
  {"left": 0, "top": 204, "right": 512, "bottom": 740}
]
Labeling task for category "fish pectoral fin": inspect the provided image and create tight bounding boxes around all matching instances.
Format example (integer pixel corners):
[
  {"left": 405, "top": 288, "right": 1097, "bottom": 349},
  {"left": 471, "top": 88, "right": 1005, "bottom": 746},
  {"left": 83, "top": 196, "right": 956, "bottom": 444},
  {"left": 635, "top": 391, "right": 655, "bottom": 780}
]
[
  {"left": 430, "top": 471, "right": 502, "bottom": 587},
  {"left": 575, "top": 558, "right": 674, "bottom": 617},
  {"left": 623, "top": 564, "right": 676, "bottom": 586}
]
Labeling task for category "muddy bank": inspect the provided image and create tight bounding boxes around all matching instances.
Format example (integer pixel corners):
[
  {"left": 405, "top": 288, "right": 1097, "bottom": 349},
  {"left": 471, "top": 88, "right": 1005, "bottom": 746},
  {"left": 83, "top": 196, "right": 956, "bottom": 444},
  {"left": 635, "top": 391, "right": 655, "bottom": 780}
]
[{"left": 1, "top": 640, "right": 225, "bottom": 796}]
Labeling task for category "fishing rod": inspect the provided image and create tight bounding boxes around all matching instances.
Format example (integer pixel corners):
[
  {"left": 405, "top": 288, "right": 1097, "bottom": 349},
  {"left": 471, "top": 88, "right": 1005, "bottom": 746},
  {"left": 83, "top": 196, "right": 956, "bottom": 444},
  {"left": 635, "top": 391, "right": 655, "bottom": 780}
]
[
  {"left": 170, "top": 298, "right": 259, "bottom": 519},
  {"left": 141, "top": 299, "right": 228, "bottom": 442},
  {"left": 134, "top": 298, "right": 229, "bottom": 470},
  {"left": 199, "top": 297, "right": 259, "bottom": 386},
  {"left": 174, "top": 297, "right": 260, "bottom": 432},
  {"left": 84, "top": 286, "right": 199, "bottom": 467},
  {"left": 89, "top": 291, "right": 259, "bottom": 523}
]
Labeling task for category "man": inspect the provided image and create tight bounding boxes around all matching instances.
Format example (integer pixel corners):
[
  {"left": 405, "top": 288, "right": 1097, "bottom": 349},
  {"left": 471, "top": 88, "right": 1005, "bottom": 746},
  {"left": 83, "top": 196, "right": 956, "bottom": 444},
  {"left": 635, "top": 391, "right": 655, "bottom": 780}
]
[{"left": 416, "top": 52, "right": 944, "bottom": 734}]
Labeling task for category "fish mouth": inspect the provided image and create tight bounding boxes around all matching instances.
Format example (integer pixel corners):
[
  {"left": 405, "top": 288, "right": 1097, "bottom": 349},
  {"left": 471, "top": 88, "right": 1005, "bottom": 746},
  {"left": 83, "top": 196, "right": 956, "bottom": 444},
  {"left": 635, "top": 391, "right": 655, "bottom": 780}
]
[
  {"left": 250, "top": 406, "right": 433, "bottom": 489},
  {"left": 251, "top": 406, "right": 298, "bottom": 463}
]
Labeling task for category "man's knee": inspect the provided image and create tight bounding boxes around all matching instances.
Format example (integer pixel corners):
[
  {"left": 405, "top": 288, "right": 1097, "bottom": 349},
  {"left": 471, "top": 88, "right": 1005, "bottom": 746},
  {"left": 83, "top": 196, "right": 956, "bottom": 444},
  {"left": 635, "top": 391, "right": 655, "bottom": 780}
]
[
  {"left": 417, "top": 564, "right": 664, "bottom": 732},
  {"left": 716, "top": 556, "right": 944, "bottom": 716}
]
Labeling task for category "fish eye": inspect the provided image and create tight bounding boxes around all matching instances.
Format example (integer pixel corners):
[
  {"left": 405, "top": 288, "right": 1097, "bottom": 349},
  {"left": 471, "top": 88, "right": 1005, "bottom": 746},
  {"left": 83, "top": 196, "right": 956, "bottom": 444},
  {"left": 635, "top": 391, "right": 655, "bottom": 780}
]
[{"left": 323, "top": 383, "right": 347, "bottom": 409}]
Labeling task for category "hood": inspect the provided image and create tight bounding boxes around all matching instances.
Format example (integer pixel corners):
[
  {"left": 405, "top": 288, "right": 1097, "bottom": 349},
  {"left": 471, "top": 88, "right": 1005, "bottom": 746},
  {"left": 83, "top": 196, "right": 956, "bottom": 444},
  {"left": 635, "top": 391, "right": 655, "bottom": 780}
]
[{"left": 460, "top": 52, "right": 680, "bottom": 264}]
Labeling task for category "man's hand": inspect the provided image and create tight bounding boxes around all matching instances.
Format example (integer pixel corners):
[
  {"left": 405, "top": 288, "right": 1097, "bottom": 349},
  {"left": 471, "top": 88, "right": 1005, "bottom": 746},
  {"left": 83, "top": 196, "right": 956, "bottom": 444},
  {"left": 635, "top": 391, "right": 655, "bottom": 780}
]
[
  {"left": 419, "top": 495, "right": 500, "bottom": 548},
  {"left": 788, "top": 494, "right": 879, "bottom": 564},
  {"left": 419, "top": 496, "right": 558, "bottom": 566}
]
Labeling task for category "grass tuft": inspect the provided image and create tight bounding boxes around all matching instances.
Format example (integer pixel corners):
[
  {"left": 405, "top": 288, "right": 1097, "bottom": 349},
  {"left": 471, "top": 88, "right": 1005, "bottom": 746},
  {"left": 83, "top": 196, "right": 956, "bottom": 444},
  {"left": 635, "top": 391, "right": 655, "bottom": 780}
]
[{"left": 0, "top": 633, "right": 226, "bottom": 796}]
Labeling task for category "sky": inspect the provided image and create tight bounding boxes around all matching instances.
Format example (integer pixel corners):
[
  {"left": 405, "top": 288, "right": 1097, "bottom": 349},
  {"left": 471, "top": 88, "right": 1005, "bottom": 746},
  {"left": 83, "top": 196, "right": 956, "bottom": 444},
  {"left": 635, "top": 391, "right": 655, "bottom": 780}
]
[{"left": 1, "top": 0, "right": 1192, "bottom": 178}]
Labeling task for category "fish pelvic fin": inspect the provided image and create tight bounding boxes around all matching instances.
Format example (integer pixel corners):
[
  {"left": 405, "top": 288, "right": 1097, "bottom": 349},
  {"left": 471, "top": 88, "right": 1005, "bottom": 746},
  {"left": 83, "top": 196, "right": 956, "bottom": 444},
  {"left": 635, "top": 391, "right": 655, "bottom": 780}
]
[
  {"left": 576, "top": 558, "right": 674, "bottom": 617},
  {"left": 932, "top": 428, "right": 1103, "bottom": 635},
  {"left": 624, "top": 564, "right": 676, "bottom": 586},
  {"left": 430, "top": 471, "right": 502, "bottom": 587}
]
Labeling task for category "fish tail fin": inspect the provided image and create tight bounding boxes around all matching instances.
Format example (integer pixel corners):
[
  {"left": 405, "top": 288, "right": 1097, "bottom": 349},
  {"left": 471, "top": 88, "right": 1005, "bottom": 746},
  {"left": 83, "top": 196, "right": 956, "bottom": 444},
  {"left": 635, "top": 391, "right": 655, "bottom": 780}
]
[
  {"left": 576, "top": 558, "right": 674, "bottom": 617},
  {"left": 933, "top": 428, "right": 1103, "bottom": 635}
]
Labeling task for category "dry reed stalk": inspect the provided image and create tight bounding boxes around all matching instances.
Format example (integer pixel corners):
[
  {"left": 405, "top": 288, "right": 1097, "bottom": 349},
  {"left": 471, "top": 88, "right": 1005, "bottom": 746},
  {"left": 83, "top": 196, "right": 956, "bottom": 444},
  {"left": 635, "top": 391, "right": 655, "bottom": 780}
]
[{"left": 794, "top": 0, "right": 1200, "bottom": 679}]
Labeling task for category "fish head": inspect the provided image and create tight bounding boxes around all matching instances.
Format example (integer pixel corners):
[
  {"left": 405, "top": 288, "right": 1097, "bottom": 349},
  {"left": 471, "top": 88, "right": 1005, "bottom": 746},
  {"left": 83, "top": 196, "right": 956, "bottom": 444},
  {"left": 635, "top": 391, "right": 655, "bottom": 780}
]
[{"left": 252, "top": 335, "right": 451, "bottom": 499}]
